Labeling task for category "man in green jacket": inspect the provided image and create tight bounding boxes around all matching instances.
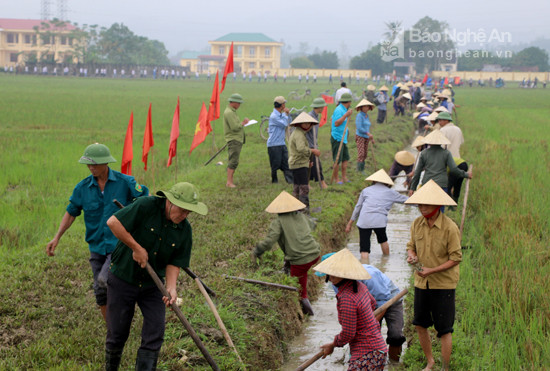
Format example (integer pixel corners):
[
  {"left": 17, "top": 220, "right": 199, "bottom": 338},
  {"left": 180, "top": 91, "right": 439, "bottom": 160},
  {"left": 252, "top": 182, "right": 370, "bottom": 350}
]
[
  {"left": 252, "top": 191, "right": 321, "bottom": 315},
  {"left": 223, "top": 93, "right": 249, "bottom": 188},
  {"left": 288, "top": 112, "right": 321, "bottom": 212}
]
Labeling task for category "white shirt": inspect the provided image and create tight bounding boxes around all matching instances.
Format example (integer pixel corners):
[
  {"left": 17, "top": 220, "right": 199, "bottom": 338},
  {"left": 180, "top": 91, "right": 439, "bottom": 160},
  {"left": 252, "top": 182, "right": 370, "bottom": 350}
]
[
  {"left": 440, "top": 123, "right": 464, "bottom": 158},
  {"left": 334, "top": 87, "right": 352, "bottom": 103}
]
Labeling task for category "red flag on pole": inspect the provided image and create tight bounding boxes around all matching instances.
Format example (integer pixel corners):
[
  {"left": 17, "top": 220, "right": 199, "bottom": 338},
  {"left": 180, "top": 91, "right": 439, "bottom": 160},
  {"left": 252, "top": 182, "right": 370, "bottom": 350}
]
[
  {"left": 167, "top": 97, "right": 180, "bottom": 167},
  {"left": 220, "top": 42, "right": 234, "bottom": 94},
  {"left": 207, "top": 71, "right": 220, "bottom": 123},
  {"left": 142, "top": 103, "right": 154, "bottom": 170},
  {"left": 422, "top": 73, "right": 428, "bottom": 84},
  {"left": 321, "top": 94, "right": 334, "bottom": 104},
  {"left": 319, "top": 106, "right": 328, "bottom": 127},
  {"left": 121, "top": 112, "right": 133, "bottom": 175},
  {"left": 444, "top": 76, "right": 449, "bottom": 85},
  {"left": 189, "top": 103, "right": 212, "bottom": 154}
]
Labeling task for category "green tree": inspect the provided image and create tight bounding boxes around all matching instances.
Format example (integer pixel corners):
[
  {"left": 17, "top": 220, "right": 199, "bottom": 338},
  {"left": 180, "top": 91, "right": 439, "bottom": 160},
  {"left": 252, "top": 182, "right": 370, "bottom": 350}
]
[
  {"left": 308, "top": 51, "right": 338, "bottom": 69},
  {"left": 290, "top": 56, "right": 315, "bottom": 68},
  {"left": 510, "top": 47, "right": 549, "bottom": 71},
  {"left": 350, "top": 45, "right": 393, "bottom": 75},
  {"left": 457, "top": 49, "right": 498, "bottom": 71}
]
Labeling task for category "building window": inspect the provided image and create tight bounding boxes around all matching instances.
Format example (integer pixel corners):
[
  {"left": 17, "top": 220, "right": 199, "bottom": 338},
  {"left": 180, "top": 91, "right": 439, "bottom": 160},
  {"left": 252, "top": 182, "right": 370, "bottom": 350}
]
[
  {"left": 68, "top": 37, "right": 73, "bottom": 46},
  {"left": 249, "top": 62, "right": 255, "bottom": 68},
  {"left": 7, "top": 33, "right": 19, "bottom": 43},
  {"left": 265, "top": 48, "right": 271, "bottom": 57},
  {"left": 10, "top": 53, "right": 18, "bottom": 62},
  {"left": 219, "top": 46, "right": 225, "bottom": 55},
  {"left": 236, "top": 45, "right": 242, "bottom": 56},
  {"left": 24, "top": 34, "right": 32, "bottom": 44},
  {"left": 61, "top": 36, "right": 67, "bottom": 45},
  {"left": 249, "top": 47, "right": 255, "bottom": 57},
  {"left": 42, "top": 35, "right": 52, "bottom": 45}
]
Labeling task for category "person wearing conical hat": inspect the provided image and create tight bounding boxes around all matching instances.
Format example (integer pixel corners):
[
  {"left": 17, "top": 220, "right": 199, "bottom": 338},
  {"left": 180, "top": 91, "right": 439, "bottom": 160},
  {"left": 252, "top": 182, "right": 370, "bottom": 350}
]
[
  {"left": 267, "top": 96, "right": 293, "bottom": 184},
  {"left": 404, "top": 180, "right": 462, "bottom": 371},
  {"left": 365, "top": 84, "right": 376, "bottom": 104},
  {"left": 409, "top": 130, "right": 472, "bottom": 212},
  {"left": 307, "top": 98, "right": 328, "bottom": 189},
  {"left": 389, "top": 150, "right": 416, "bottom": 185},
  {"left": 354, "top": 99, "right": 375, "bottom": 174},
  {"left": 223, "top": 93, "right": 250, "bottom": 188},
  {"left": 288, "top": 112, "right": 321, "bottom": 212},
  {"left": 330, "top": 92, "right": 353, "bottom": 184},
  {"left": 345, "top": 169, "right": 409, "bottom": 261},
  {"left": 394, "top": 92, "right": 410, "bottom": 116},
  {"left": 315, "top": 252, "right": 406, "bottom": 362},
  {"left": 46, "top": 143, "right": 149, "bottom": 323},
  {"left": 374, "top": 85, "right": 389, "bottom": 124},
  {"left": 252, "top": 191, "right": 321, "bottom": 315},
  {"left": 314, "top": 249, "right": 388, "bottom": 369},
  {"left": 105, "top": 182, "right": 207, "bottom": 369}
]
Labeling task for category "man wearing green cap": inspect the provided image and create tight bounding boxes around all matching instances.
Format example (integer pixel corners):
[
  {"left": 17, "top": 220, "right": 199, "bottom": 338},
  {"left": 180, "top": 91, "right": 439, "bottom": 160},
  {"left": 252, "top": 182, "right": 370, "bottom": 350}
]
[
  {"left": 46, "top": 143, "right": 149, "bottom": 321},
  {"left": 223, "top": 93, "right": 249, "bottom": 187},
  {"left": 104, "top": 182, "right": 207, "bottom": 370},
  {"left": 330, "top": 92, "right": 353, "bottom": 183}
]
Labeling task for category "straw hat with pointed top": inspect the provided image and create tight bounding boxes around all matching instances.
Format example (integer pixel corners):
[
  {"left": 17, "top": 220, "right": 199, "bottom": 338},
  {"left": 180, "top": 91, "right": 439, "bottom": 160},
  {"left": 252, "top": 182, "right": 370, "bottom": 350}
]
[
  {"left": 413, "top": 112, "right": 421, "bottom": 119},
  {"left": 416, "top": 102, "right": 427, "bottom": 109},
  {"left": 406, "top": 81, "right": 414, "bottom": 87},
  {"left": 397, "top": 82, "right": 404, "bottom": 88},
  {"left": 355, "top": 99, "right": 375, "bottom": 111},
  {"left": 427, "top": 100, "right": 434, "bottom": 105},
  {"left": 379, "top": 85, "right": 389, "bottom": 91},
  {"left": 290, "top": 112, "right": 319, "bottom": 126},
  {"left": 265, "top": 191, "right": 306, "bottom": 213},
  {"left": 423, "top": 129, "right": 451, "bottom": 145},
  {"left": 405, "top": 179, "right": 457, "bottom": 206},
  {"left": 313, "top": 248, "right": 372, "bottom": 280},
  {"left": 426, "top": 112, "right": 439, "bottom": 122},
  {"left": 400, "top": 85, "right": 410, "bottom": 92},
  {"left": 435, "top": 106, "right": 449, "bottom": 113},
  {"left": 411, "top": 135, "right": 425, "bottom": 148},
  {"left": 365, "top": 169, "right": 394, "bottom": 186},
  {"left": 402, "top": 92, "right": 412, "bottom": 100},
  {"left": 395, "top": 151, "right": 415, "bottom": 166},
  {"left": 442, "top": 89, "right": 452, "bottom": 96},
  {"left": 367, "top": 84, "right": 376, "bottom": 91}
]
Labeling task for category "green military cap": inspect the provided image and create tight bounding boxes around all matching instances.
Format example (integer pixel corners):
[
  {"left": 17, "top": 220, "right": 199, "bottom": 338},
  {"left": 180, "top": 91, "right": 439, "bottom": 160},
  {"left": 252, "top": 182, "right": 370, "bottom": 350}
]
[
  {"left": 228, "top": 93, "right": 244, "bottom": 103},
  {"left": 436, "top": 111, "right": 453, "bottom": 121},
  {"left": 339, "top": 93, "right": 352, "bottom": 102},
  {"left": 310, "top": 97, "right": 327, "bottom": 108},
  {"left": 156, "top": 182, "right": 208, "bottom": 215},
  {"left": 78, "top": 143, "right": 116, "bottom": 165}
]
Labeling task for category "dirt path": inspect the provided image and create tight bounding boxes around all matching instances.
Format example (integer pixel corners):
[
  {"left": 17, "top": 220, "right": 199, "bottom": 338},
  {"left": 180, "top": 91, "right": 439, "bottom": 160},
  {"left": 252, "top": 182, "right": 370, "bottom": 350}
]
[{"left": 282, "top": 174, "right": 419, "bottom": 370}]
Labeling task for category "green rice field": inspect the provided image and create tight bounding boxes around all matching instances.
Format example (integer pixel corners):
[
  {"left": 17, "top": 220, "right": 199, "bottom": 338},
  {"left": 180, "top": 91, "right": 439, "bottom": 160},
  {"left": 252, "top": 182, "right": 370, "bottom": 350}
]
[{"left": 0, "top": 74, "right": 548, "bottom": 370}]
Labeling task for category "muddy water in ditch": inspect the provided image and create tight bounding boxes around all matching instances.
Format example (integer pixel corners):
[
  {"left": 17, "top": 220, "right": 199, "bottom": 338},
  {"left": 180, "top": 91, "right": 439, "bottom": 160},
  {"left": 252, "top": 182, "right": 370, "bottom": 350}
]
[{"left": 282, "top": 175, "right": 420, "bottom": 371}]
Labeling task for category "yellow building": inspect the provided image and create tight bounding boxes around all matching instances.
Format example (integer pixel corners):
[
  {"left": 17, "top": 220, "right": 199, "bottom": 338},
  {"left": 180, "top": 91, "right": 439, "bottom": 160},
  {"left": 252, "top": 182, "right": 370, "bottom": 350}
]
[
  {"left": 180, "top": 33, "right": 283, "bottom": 75},
  {"left": 0, "top": 18, "right": 78, "bottom": 66}
]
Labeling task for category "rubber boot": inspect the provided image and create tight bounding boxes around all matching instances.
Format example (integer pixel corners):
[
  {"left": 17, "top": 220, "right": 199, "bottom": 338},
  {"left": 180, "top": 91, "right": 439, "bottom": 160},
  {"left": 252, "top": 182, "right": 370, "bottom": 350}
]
[
  {"left": 135, "top": 349, "right": 159, "bottom": 371},
  {"left": 388, "top": 345, "right": 402, "bottom": 362},
  {"left": 282, "top": 260, "right": 290, "bottom": 276},
  {"left": 356, "top": 161, "right": 365, "bottom": 174},
  {"left": 105, "top": 348, "right": 123, "bottom": 371},
  {"left": 300, "top": 298, "right": 314, "bottom": 316}
]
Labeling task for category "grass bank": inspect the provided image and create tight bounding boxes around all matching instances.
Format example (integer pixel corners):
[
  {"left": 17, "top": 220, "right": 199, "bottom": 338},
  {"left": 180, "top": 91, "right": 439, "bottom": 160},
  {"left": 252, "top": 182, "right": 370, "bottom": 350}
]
[
  {"left": 0, "top": 75, "right": 412, "bottom": 370},
  {"left": 402, "top": 87, "right": 550, "bottom": 370}
]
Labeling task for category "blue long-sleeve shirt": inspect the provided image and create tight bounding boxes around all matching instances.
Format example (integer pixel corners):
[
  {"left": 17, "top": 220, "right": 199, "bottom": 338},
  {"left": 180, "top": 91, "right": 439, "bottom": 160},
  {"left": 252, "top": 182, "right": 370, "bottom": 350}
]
[
  {"left": 267, "top": 108, "right": 290, "bottom": 147},
  {"left": 66, "top": 168, "right": 149, "bottom": 255},
  {"left": 355, "top": 111, "right": 371, "bottom": 138},
  {"left": 331, "top": 104, "right": 349, "bottom": 144}
]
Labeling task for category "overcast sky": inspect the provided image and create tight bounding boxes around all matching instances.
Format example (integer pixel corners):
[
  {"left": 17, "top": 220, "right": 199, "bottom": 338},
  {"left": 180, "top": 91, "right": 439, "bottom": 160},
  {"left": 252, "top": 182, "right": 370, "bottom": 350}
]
[{"left": 4, "top": 0, "right": 550, "bottom": 57}]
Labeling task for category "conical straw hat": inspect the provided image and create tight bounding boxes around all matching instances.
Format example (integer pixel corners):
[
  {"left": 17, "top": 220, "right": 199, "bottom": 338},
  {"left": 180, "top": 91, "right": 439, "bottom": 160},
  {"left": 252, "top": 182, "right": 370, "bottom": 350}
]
[
  {"left": 379, "top": 85, "right": 389, "bottom": 91},
  {"left": 423, "top": 129, "right": 451, "bottom": 145},
  {"left": 290, "top": 112, "right": 319, "bottom": 126},
  {"left": 400, "top": 85, "right": 410, "bottom": 92},
  {"left": 313, "top": 248, "right": 371, "bottom": 280},
  {"left": 411, "top": 136, "right": 425, "bottom": 148},
  {"left": 442, "top": 89, "right": 452, "bottom": 96},
  {"left": 355, "top": 98, "right": 375, "bottom": 111},
  {"left": 402, "top": 92, "right": 411, "bottom": 100},
  {"left": 405, "top": 179, "right": 457, "bottom": 206},
  {"left": 413, "top": 112, "right": 421, "bottom": 119},
  {"left": 367, "top": 84, "right": 376, "bottom": 91},
  {"left": 426, "top": 112, "right": 439, "bottom": 121},
  {"left": 416, "top": 102, "right": 427, "bottom": 109},
  {"left": 435, "top": 106, "right": 448, "bottom": 113},
  {"left": 395, "top": 151, "right": 415, "bottom": 166},
  {"left": 365, "top": 169, "right": 394, "bottom": 186},
  {"left": 265, "top": 191, "right": 306, "bottom": 213}
]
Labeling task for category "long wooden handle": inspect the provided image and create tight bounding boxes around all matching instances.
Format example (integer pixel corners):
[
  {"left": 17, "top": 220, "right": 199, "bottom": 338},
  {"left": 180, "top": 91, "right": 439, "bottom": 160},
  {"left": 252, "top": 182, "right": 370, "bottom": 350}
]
[
  {"left": 223, "top": 274, "right": 298, "bottom": 292},
  {"left": 145, "top": 263, "right": 220, "bottom": 371},
  {"left": 460, "top": 164, "right": 473, "bottom": 236},
  {"left": 370, "top": 141, "right": 377, "bottom": 169},
  {"left": 204, "top": 143, "right": 228, "bottom": 166},
  {"left": 295, "top": 288, "right": 408, "bottom": 371},
  {"left": 195, "top": 278, "right": 245, "bottom": 368}
]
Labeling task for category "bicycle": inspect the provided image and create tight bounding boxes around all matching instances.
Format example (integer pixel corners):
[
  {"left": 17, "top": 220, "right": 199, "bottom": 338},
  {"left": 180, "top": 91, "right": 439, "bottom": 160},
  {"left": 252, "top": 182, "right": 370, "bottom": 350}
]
[
  {"left": 259, "top": 106, "right": 307, "bottom": 140},
  {"left": 288, "top": 88, "right": 312, "bottom": 100}
]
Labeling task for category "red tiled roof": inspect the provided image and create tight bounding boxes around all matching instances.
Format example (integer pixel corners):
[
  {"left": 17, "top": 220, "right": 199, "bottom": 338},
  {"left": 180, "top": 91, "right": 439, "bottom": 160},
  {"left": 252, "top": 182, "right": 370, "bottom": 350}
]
[{"left": 0, "top": 18, "right": 76, "bottom": 31}]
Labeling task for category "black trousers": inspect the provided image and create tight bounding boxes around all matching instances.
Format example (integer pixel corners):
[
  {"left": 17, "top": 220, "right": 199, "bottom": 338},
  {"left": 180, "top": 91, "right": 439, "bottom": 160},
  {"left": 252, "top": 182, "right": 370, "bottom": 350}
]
[
  {"left": 448, "top": 161, "right": 468, "bottom": 202},
  {"left": 267, "top": 145, "right": 293, "bottom": 183},
  {"left": 106, "top": 272, "right": 166, "bottom": 352},
  {"left": 377, "top": 109, "right": 386, "bottom": 123}
]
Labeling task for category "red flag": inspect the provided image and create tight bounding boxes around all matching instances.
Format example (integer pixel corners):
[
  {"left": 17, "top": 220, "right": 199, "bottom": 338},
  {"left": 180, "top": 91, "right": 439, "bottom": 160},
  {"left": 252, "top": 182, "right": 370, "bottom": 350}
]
[
  {"left": 121, "top": 112, "right": 133, "bottom": 175},
  {"left": 142, "top": 103, "right": 154, "bottom": 170},
  {"left": 444, "top": 77, "right": 449, "bottom": 85},
  {"left": 189, "top": 103, "right": 212, "bottom": 154},
  {"left": 321, "top": 94, "right": 334, "bottom": 104},
  {"left": 207, "top": 71, "right": 220, "bottom": 123},
  {"left": 167, "top": 97, "right": 180, "bottom": 167},
  {"left": 220, "top": 42, "right": 234, "bottom": 94},
  {"left": 454, "top": 76, "right": 461, "bottom": 85},
  {"left": 422, "top": 73, "right": 428, "bottom": 84},
  {"left": 319, "top": 106, "right": 328, "bottom": 127}
]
